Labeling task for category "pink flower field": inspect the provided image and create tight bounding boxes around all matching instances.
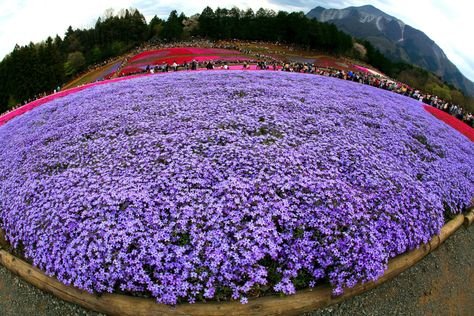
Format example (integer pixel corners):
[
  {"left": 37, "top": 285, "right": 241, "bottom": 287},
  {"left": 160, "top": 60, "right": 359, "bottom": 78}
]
[{"left": 119, "top": 47, "right": 253, "bottom": 76}]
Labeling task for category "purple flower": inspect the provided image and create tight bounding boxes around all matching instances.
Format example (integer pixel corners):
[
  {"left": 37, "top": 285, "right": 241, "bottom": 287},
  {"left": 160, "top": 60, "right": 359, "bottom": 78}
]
[{"left": 0, "top": 71, "right": 472, "bottom": 304}]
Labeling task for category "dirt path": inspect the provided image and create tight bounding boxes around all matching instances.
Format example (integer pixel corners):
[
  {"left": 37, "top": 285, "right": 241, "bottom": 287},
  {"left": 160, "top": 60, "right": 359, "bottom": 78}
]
[{"left": 0, "top": 224, "right": 472, "bottom": 316}]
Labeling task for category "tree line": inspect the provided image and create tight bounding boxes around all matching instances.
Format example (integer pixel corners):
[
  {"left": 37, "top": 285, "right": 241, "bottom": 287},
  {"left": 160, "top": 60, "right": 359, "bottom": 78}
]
[{"left": 196, "top": 7, "right": 353, "bottom": 53}]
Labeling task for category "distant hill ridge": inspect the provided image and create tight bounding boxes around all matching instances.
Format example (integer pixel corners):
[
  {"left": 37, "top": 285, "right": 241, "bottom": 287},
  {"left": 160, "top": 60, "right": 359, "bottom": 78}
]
[{"left": 307, "top": 5, "right": 474, "bottom": 97}]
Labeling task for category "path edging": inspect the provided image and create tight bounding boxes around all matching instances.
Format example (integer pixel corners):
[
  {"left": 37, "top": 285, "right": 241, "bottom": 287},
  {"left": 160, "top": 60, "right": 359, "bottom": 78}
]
[{"left": 0, "top": 211, "right": 472, "bottom": 315}]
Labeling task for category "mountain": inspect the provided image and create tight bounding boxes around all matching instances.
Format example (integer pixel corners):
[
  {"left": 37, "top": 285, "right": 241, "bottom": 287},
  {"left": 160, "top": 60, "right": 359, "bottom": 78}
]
[{"left": 307, "top": 5, "right": 474, "bottom": 97}]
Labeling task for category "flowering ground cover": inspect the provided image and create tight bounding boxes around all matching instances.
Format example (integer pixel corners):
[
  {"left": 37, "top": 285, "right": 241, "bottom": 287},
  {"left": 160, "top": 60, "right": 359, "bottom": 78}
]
[
  {"left": 286, "top": 55, "right": 318, "bottom": 64},
  {"left": 313, "top": 56, "right": 363, "bottom": 73},
  {"left": 131, "top": 55, "right": 252, "bottom": 68},
  {"left": 0, "top": 71, "right": 473, "bottom": 305},
  {"left": 354, "top": 65, "right": 370, "bottom": 73},
  {"left": 120, "top": 47, "right": 252, "bottom": 76},
  {"left": 129, "top": 48, "right": 243, "bottom": 63},
  {"left": 119, "top": 55, "right": 254, "bottom": 76},
  {"left": 62, "top": 60, "right": 125, "bottom": 90},
  {"left": 96, "top": 61, "right": 122, "bottom": 81},
  {"left": 0, "top": 73, "right": 152, "bottom": 127},
  {"left": 129, "top": 49, "right": 174, "bottom": 63},
  {"left": 423, "top": 105, "right": 474, "bottom": 141}
]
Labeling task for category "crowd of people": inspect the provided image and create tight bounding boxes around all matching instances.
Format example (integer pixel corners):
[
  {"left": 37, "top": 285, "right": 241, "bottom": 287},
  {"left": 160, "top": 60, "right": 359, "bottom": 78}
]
[
  {"left": 119, "top": 53, "right": 474, "bottom": 128},
  {"left": 2, "top": 39, "right": 473, "bottom": 128},
  {"left": 313, "top": 67, "right": 474, "bottom": 127},
  {"left": 2, "top": 85, "right": 63, "bottom": 117}
]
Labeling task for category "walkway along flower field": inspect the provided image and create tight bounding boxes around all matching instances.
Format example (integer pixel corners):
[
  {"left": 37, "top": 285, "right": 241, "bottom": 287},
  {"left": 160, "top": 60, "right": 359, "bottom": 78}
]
[{"left": 0, "top": 71, "right": 472, "bottom": 305}]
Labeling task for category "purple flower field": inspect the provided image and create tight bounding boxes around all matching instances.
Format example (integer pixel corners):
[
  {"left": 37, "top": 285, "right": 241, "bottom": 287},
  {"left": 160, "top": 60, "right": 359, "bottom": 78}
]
[{"left": 0, "top": 71, "right": 473, "bottom": 304}]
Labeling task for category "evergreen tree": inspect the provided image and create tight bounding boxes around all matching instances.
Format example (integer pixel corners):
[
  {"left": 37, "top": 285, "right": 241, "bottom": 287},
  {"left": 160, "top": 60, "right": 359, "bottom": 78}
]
[
  {"left": 197, "top": 7, "right": 216, "bottom": 37},
  {"left": 162, "top": 11, "right": 184, "bottom": 41},
  {"left": 149, "top": 16, "right": 164, "bottom": 39}
]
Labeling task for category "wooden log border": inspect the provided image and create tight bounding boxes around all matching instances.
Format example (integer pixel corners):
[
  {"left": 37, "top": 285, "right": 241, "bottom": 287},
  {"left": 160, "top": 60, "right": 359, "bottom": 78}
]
[
  {"left": 0, "top": 211, "right": 472, "bottom": 316},
  {"left": 464, "top": 206, "right": 474, "bottom": 228}
]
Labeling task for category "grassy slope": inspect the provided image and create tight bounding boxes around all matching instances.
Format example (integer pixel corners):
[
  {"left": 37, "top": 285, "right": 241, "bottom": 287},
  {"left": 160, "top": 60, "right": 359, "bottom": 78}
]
[
  {"left": 397, "top": 68, "right": 474, "bottom": 113},
  {"left": 63, "top": 60, "right": 121, "bottom": 90}
]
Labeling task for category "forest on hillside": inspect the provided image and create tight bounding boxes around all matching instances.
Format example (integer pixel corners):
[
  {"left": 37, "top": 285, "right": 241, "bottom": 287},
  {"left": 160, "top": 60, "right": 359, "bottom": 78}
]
[{"left": 0, "top": 6, "right": 472, "bottom": 114}]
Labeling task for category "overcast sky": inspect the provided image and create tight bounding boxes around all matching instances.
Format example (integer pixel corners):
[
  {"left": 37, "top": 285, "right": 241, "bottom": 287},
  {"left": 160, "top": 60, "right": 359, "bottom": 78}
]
[{"left": 1, "top": 0, "right": 472, "bottom": 81}]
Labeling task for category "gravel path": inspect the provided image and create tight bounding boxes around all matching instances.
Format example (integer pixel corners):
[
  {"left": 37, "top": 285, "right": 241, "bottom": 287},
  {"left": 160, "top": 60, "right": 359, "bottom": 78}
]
[{"left": 0, "top": 224, "right": 472, "bottom": 316}]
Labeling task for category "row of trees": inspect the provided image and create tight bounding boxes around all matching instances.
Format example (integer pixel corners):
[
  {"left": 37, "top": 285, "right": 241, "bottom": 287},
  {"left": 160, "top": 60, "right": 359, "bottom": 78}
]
[
  {"left": 147, "top": 7, "right": 353, "bottom": 53},
  {"left": 196, "top": 8, "right": 353, "bottom": 53},
  {"left": 0, "top": 37, "right": 64, "bottom": 109}
]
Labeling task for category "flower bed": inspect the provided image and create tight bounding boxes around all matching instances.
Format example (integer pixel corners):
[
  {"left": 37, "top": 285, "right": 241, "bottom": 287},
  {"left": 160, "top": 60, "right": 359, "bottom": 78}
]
[
  {"left": 122, "top": 47, "right": 252, "bottom": 76},
  {"left": 119, "top": 66, "right": 149, "bottom": 76},
  {"left": 0, "top": 71, "right": 473, "bottom": 305},
  {"left": 96, "top": 61, "right": 122, "bottom": 81},
  {"left": 354, "top": 65, "right": 370, "bottom": 73},
  {"left": 120, "top": 55, "right": 253, "bottom": 76},
  {"left": 186, "top": 48, "right": 242, "bottom": 55},
  {"left": 128, "top": 48, "right": 244, "bottom": 64},
  {"left": 128, "top": 49, "right": 177, "bottom": 62},
  {"left": 314, "top": 56, "right": 362, "bottom": 73},
  {"left": 423, "top": 105, "right": 474, "bottom": 141},
  {"left": 130, "top": 55, "right": 251, "bottom": 68}
]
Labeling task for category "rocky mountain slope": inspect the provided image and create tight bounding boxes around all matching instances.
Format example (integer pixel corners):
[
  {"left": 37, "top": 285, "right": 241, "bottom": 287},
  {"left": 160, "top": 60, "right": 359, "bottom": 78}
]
[{"left": 307, "top": 5, "right": 474, "bottom": 97}]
